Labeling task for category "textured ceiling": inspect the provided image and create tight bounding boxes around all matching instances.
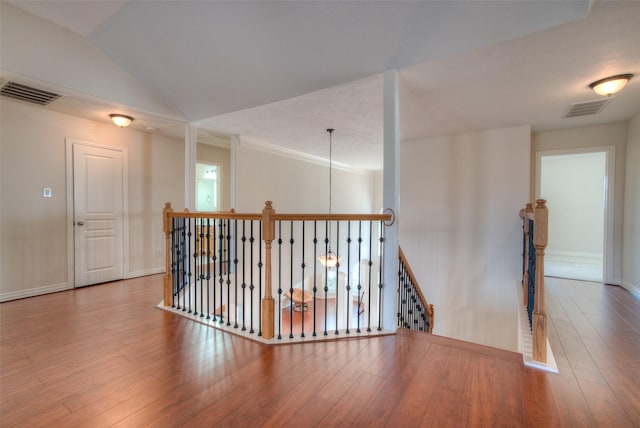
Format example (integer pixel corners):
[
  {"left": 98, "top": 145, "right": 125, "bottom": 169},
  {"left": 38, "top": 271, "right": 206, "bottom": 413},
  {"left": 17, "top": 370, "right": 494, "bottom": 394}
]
[{"left": 2, "top": 0, "right": 639, "bottom": 170}]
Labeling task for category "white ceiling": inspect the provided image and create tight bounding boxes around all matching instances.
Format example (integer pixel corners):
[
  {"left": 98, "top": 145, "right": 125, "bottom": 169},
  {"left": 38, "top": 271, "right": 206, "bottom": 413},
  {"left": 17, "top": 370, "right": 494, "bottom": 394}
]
[{"left": 2, "top": 0, "right": 639, "bottom": 170}]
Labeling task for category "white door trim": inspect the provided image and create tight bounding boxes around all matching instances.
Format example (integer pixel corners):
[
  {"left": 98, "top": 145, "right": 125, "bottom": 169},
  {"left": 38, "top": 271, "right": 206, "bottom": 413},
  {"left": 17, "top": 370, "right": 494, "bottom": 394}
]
[
  {"left": 65, "top": 139, "right": 129, "bottom": 287},
  {"left": 535, "top": 145, "right": 615, "bottom": 284}
]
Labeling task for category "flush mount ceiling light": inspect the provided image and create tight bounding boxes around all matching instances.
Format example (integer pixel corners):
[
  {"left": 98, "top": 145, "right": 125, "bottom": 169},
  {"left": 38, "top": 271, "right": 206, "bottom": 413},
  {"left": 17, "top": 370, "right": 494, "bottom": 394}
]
[
  {"left": 589, "top": 74, "right": 633, "bottom": 97},
  {"left": 109, "top": 114, "right": 134, "bottom": 127}
]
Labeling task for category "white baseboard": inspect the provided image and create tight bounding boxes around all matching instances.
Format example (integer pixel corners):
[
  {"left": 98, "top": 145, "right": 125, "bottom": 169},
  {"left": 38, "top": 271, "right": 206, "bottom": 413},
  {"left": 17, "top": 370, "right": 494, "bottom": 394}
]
[
  {"left": 621, "top": 281, "right": 640, "bottom": 300},
  {"left": 0, "top": 282, "right": 72, "bottom": 302},
  {"left": 546, "top": 250, "right": 602, "bottom": 265},
  {"left": 125, "top": 267, "right": 165, "bottom": 279}
]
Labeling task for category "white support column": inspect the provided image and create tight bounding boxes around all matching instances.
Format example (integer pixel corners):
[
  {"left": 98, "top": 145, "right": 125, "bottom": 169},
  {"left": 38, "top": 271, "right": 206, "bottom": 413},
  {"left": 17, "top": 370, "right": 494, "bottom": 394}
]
[
  {"left": 185, "top": 123, "right": 197, "bottom": 210},
  {"left": 230, "top": 134, "right": 239, "bottom": 210},
  {"left": 382, "top": 69, "right": 400, "bottom": 332}
]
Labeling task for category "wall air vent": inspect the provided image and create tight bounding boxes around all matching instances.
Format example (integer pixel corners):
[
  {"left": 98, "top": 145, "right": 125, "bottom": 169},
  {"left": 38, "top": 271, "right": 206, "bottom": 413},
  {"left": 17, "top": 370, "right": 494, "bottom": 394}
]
[
  {"left": 0, "top": 81, "right": 61, "bottom": 106},
  {"left": 564, "top": 99, "right": 609, "bottom": 118}
]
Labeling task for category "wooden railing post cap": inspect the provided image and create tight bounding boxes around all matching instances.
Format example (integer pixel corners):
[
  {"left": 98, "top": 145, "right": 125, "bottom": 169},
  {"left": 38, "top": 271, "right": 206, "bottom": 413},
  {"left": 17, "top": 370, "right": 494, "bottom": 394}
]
[
  {"left": 163, "top": 202, "right": 173, "bottom": 212},
  {"left": 263, "top": 201, "right": 273, "bottom": 211},
  {"left": 535, "top": 199, "right": 547, "bottom": 208}
]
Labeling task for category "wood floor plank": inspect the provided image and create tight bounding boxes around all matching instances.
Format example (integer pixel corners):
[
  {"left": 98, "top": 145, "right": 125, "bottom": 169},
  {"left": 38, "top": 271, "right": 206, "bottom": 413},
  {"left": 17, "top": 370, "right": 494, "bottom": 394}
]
[
  {"left": 1, "top": 275, "right": 639, "bottom": 427},
  {"left": 577, "top": 377, "right": 636, "bottom": 427}
]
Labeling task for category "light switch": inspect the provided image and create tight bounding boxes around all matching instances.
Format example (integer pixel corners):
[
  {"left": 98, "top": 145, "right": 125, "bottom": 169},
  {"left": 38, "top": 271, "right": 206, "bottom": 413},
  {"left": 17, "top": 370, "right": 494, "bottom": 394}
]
[{"left": 42, "top": 187, "right": 52, "bottom": 198}]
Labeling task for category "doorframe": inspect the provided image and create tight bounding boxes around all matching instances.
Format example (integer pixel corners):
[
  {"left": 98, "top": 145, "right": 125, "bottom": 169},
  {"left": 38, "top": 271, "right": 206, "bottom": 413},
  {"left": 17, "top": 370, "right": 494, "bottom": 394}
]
[
  {"left": 535, "top": 145, "right": 615, "bottom": 284},
  {"left": 65, "top": 139, "right": 129, "bottom": 287}
]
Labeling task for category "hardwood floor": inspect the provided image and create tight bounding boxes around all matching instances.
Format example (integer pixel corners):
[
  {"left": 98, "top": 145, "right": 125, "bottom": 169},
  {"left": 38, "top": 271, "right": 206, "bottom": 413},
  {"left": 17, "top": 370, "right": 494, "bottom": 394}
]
[{"left": 1, "top": 275, "right": 638, "bottom": 427}]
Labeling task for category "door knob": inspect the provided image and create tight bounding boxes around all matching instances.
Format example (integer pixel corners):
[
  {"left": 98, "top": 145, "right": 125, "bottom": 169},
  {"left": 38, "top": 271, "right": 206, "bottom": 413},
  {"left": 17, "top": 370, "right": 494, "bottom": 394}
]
[{"left": 77, "top": 221, "right": 85, "bottom": 226}]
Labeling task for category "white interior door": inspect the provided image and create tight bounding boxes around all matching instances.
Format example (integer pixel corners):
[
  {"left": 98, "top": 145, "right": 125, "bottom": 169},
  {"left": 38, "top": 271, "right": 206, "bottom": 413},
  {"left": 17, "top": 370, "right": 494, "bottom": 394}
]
[{"left": 73, "top": 144, "right": 124, "bottom": 287}]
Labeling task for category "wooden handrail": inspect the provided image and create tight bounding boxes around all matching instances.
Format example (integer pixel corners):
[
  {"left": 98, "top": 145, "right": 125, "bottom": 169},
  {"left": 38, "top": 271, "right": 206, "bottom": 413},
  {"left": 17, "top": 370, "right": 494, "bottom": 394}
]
[
  {"left": 166, "top": 210, "right": 391, "bottom": 222},
  {"left": 398, "top": 246, "right": 434, "bottom": 333}
]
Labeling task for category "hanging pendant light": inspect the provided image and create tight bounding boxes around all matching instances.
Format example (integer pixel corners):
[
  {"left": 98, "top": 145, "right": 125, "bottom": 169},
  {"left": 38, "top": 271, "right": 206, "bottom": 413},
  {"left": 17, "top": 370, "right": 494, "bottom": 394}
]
[{"left": 318, "top": 128, "right": 341, "bottom": 269}]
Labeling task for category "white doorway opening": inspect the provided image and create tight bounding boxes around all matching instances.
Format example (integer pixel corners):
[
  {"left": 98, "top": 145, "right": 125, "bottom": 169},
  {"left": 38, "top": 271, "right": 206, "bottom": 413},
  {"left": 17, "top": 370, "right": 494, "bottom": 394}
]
[{"left": 536, "top": 147, "right": 614, "bottom": 283}]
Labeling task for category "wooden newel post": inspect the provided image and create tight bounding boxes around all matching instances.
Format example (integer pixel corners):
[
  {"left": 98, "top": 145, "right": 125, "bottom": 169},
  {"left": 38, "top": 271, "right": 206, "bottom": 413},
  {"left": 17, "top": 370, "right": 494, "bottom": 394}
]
[
  {"left": 261, "top": 201, "right": 276, "bottom": 339},
  {"left": 163, "top": 202, "right": 174, "bottom": 306},
  {"left": 533, "top": 199, "right": 548, "bottom": 363}
]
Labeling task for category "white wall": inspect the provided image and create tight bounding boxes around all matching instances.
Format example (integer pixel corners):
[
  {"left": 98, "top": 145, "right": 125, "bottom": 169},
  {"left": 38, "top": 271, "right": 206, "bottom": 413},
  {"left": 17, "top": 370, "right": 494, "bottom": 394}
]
[
  {"left": 0, "top": 99, "right": 184, "bottom": 300},
  {"left": 400, "top": 125, "right": 530, "bottom": 352},
  {"left": 623, "top": 113, "right": 640, "bottom": 296},
  {"left": 540, "top": 152, "right": 605, "bottom": 264},
  {"left": 533, "top": 122, "right": 627, "bottom": 285},
  {"left": 235, "top": 140, "right": 376, "bottom": 214}
]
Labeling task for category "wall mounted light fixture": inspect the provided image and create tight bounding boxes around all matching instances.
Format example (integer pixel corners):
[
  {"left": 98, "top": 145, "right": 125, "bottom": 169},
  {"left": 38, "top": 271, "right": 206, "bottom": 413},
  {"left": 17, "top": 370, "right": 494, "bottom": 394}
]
[
  {"left": 589, "top": 74, "right": 633, "bottom": 97},
  {"left": 109, "top": 114, "right": 134, "bottom": 127}
]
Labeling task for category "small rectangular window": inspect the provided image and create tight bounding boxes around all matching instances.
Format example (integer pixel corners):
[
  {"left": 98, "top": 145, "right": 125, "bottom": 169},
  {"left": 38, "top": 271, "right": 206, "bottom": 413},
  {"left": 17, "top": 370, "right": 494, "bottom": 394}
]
[{"left": 196, "top": 163, "right": 221, "bottom": 211}]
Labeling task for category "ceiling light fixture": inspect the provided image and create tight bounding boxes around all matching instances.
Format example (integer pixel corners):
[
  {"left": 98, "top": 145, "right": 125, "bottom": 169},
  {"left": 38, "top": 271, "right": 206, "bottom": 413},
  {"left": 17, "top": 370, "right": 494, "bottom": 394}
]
[
  {"left": 109, "top": 114, "right": 134, "bottom": 127},
  {"left": 589, "top": 74, "right": 633, "bottom": 97},
  {"left": 318, "top": 128, "right": 341, "bottom": 269}
]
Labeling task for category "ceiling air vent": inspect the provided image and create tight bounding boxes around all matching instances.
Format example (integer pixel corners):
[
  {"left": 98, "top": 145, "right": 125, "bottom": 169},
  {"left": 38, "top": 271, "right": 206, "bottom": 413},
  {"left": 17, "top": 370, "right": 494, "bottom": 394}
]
[
  {"left": 0, "top": 81, "right": 61, "bottom": 106},
  {"left": 564, "top": 99, "right": 609, "bottom": 118}
]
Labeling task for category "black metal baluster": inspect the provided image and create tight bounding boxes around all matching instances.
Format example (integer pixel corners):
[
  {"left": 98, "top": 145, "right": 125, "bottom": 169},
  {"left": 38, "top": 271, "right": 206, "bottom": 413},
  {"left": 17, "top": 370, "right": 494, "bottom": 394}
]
[
  {"left": 226, "top": 219, "right": 232, "bottom": 326},
  {"left": 170, "top": 218, "right": 177, "bottom": 308},
  {"left": 323, "top": 220, "right": 329, "bottom": 336},
  {"left": 177, "top": 218, "right": 184, "bottom": 310},
  {"left": 186, "top": 218, "right": 192, "bottom": 313},
  {"left": 178, "top": 219, "right": 184, "bottom": 299},
  {"left": 289, "top": 221, "right": 295, "bottom": 339},
  {"left": 300, "top": 221, "right": 306, "bottom": 338},
  {"left": 233, "top": 219, "right": 239, "bottom": 328},
  {"left": 403, "top": 266, "right": 409, "bottom": 328},
  {"left": 278, "top": 221, "right": 283, "bottom": 340},
  {"left": 346, "top": 221, "right": 351, "bottom": 334},
  {"left": 357, "top": 221, "right": 363, "bottom": 333},
  {"left": 334, "top": 221, "right": 340, "bottom": 335},
  {"left": 241, "top": 220, "right": 247, "bottom": 331},
  {"left": 258, "top": 222, "right": 263, "bottom": 337},
  {"left": 206, "top": 219, "right": 211, "bottom": 320},
  {"left": 312, "top": 221, "right": 318, "bottom": 337},
  {"left": 249, "top": 221, "right": 255, "bottom": 334},
  {"left": 528, "top": 219, "right": 536, "bottom": 329},
  {"left": 184, "top": 218, "right": 193, "bottom": 314},
  {"left": 197, "top": 220, "right": 204, "bottom": 317},
  {"left": 367, "top": 221, "right": 373, "bottom": 332},
  {"left": 377, "top": 220, "right": 384, "bottom": 331},
  {"left": 397, "top": 259, "right": 402, "bottom": 328},
  {"left": 218, "top": 219, "right": 225, "bottom": 324},
  {"left": 193, "top": 218, "right": 199, "bottom": 315},
  {"left": 212, "top": 218, "right": 218, "bottom": 321}
]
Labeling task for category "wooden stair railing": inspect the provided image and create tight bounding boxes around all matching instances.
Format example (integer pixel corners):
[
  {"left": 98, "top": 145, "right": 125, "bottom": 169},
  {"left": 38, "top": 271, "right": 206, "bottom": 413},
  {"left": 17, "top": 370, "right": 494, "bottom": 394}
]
[
  {"left": 398, "top": 246, "right": 434, "bottom": 333},
  {"left": 163, "top": 200, "right": 393, "bottom": 343},
  {"left": 520, "top": 199, "right": 548, "bottom": 364}
]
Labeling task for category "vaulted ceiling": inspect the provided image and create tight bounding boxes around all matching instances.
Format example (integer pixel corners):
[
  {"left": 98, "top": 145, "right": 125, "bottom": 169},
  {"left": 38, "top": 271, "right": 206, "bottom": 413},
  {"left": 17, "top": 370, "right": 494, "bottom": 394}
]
[{"left": 2, "top": 0, "right": 639, "bottom": 169}]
